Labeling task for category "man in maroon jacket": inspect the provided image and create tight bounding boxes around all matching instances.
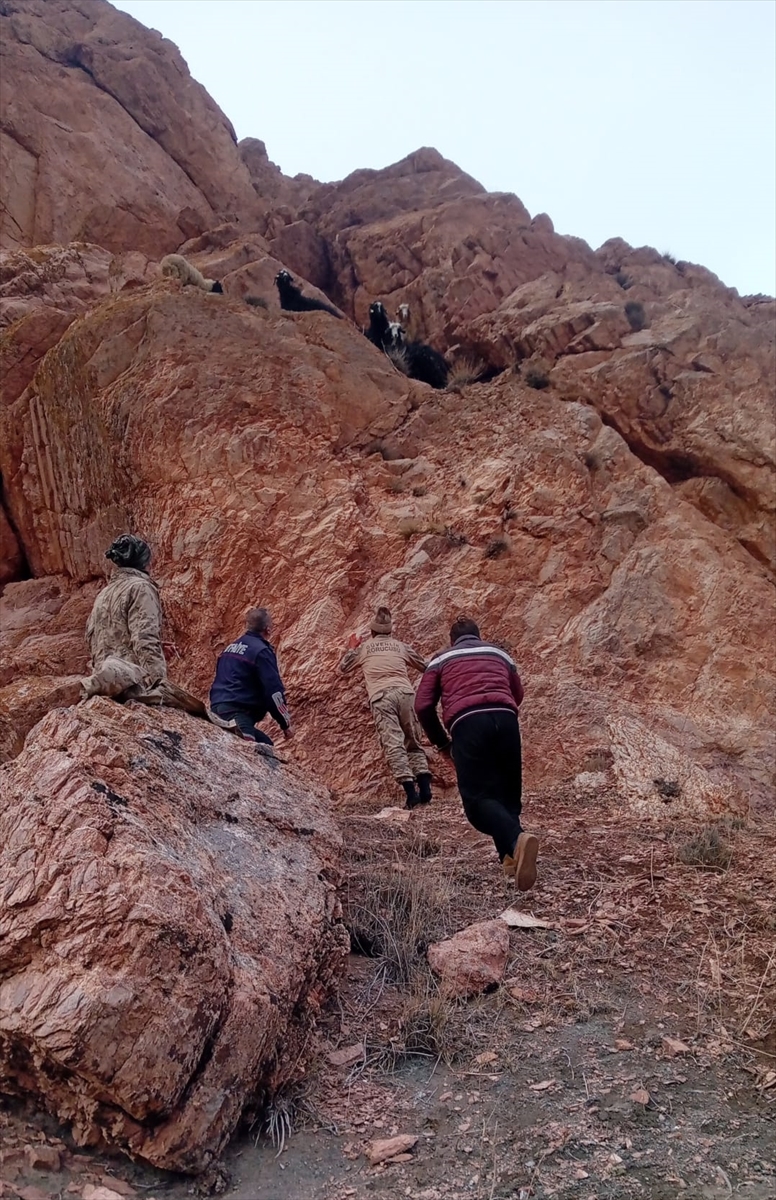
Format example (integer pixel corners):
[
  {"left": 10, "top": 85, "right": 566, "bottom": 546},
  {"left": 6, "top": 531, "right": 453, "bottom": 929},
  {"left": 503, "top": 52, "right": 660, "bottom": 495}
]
[{"left": 415, "top": 616, "right": 539, "bottom": 890}]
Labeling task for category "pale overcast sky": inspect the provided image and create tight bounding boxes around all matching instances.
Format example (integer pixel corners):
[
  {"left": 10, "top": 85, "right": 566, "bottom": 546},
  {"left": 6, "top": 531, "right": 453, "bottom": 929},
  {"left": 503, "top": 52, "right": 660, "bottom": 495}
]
[{"left": 112, "top": 0, "right": 775, "bottom": 296}]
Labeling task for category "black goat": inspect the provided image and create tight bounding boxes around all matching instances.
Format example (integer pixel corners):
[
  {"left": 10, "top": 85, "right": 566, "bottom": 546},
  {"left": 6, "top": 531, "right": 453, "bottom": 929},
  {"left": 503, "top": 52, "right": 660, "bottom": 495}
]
[
  {"left": 275, "top": 270, "right": 341, "bottom": 317},
  {"left": 365, "top": 301, "right": 403, "bottom": 350},
  {"left": 390, "top": 340, "right": 449, "bottom": 389}
]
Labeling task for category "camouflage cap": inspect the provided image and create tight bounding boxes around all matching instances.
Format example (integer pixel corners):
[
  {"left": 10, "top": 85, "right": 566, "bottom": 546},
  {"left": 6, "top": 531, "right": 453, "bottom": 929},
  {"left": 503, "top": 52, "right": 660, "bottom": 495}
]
[{"left": 106, "top": 534, "right": 151, "bottom": 571}]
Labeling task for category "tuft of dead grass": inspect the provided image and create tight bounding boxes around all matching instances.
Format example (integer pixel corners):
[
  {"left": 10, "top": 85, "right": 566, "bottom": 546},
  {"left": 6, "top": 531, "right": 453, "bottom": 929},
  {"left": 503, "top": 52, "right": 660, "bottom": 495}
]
[
  {"left": 484, "top": 536, "right": 510, "bottom": 560},
  {"left": 343, "top": 846, "right": 454, "bottom": 986},
  {"left": 679, "top": 825, "right": 733, "bottom": 871},
  {"left": 446, "top": 354, "right": 488, "bottom": 390},
  {"left": 398, "top": 516, "right": 446, "bottom": 538}
]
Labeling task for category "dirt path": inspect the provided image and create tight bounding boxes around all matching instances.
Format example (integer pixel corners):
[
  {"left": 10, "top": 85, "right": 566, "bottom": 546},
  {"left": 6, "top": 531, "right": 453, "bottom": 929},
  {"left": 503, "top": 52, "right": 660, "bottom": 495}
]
[{"left": 2, "top": 786, "right": 774, "bottom": 1200}]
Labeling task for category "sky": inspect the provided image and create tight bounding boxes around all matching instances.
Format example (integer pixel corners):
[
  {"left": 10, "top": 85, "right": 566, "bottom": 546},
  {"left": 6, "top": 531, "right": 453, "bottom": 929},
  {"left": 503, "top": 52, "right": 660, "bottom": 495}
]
[{"left": 112, "top": 0, "right": 776, "bottom": 296}]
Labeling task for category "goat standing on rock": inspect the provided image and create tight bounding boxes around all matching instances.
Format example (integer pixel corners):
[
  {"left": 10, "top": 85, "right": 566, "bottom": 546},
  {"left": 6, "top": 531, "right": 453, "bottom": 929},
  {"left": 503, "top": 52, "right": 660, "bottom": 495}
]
[
  {"left": 275, "top": 270, "right": 342, "bottom": 317},
  {"left": 365, "top": 300, "right": 403, "bottom": 351},
  {"left": 365, "top": 299, "right": 449, "bottom": 389},
  {"left": 160, "top": 253, "right": 224, "bottom": 293}
]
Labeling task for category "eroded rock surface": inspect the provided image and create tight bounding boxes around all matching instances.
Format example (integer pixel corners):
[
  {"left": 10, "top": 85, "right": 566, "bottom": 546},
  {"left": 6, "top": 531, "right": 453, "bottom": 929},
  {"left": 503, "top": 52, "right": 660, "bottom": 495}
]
[
  {"left": 0, "top": 274, "right": 773, "bottom": 814},
  {"left": 0, "top": 0, "right": 260, "bottom": 255},
  {"left": 0, "top": 698, "right": 347, "bottom": 1172}
]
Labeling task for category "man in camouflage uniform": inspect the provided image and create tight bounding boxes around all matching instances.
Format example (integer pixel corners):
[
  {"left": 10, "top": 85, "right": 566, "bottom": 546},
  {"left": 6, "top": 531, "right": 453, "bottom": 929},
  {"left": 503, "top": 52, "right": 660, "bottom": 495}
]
[
  {"left": 81, "top": 534, "right": 167, "bottom": 702},
  {"left": 339, "top": 606, "right": 432, "bottom": 808}
]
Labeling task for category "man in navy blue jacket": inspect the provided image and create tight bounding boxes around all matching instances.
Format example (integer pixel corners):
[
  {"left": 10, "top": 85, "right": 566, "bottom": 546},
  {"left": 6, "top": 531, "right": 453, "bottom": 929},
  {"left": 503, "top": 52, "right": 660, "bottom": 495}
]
[{"left": 209, "top": 608, "right": 293, "bottom": 748}]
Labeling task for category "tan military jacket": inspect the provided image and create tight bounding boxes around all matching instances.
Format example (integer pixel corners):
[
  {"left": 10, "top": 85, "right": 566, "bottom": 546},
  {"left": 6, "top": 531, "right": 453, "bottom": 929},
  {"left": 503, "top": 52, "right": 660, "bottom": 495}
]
[
  {"left": 339, "top": 634, "right": 426, "bottom": 703},
  {"left": 86, "top": 567, "right": 167, "bottom": 685}
]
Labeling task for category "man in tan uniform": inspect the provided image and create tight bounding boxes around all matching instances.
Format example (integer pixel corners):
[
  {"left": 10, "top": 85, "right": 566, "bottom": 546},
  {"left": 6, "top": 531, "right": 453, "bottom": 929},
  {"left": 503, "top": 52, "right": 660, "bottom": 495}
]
[
  {"left": 340, "top": 606, "right": 432, "bottom": 808},
  {"left": 81, "top": 534, "right": 168, "bottom": 701}
]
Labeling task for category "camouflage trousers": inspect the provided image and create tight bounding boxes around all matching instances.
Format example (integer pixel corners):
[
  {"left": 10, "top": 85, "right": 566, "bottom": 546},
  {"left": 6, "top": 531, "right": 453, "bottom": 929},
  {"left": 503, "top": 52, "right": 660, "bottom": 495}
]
[{"left": 370, "top": 687, "right": 429, "bottom": 782}]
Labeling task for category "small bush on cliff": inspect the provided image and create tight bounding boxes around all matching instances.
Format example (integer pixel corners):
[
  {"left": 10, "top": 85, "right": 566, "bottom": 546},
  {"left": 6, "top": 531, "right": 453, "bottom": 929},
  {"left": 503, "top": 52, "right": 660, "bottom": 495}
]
[
  {"left": 625, "top": 300, "right": 648, "bottom": 331},
  {"left": 484, "top": 536, "right": 509, "bottom": 560},
  {"left": 398, "top": 516, "right": 446, "bottom": 538},
  {"left": 614, "top": 269, "right": 632, "bottom": 290},
  {"left": 524, "top": 365, "right": 550, "bottom": 390},
  {"left": 446, "top": 354, "right": 489, "bottom": 390}
]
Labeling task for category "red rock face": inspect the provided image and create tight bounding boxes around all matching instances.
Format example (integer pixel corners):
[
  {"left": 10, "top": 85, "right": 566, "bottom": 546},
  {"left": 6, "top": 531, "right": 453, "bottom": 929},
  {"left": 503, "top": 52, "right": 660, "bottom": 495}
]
[
  {"left": 1, "top": 277, "right": 772, "bottom": 817},
  {"left": 0, "top": 0, "right": 774, "bottom": 1175},
  {"left": 0, "top": 699, "right": 347, "bottom": 1172},
  {"left": 0, "top": 0, "right": 262, "bottom": 255}
]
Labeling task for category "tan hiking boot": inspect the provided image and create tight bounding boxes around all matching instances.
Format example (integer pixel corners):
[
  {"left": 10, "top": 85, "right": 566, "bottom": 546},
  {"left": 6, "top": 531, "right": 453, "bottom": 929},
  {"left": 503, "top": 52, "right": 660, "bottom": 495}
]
[{"left": 511, "top": 832, "right": 539, "bottom": 891}]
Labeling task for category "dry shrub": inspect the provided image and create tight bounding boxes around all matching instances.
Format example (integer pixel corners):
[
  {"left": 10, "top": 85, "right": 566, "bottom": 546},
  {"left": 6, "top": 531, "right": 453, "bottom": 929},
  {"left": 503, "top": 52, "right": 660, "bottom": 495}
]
[
  {"left": 344, "top": 849, "right": 454, "bottom": 987},
  {"left": 387, "top": 477, "right": 406, "bottom": 494},
  {"left": 245, "top": 294, "right": 268, "bottom": 309},
  {"left": 484, "top": 536, "right": 509, "bottom": 560},
  {"left": 678, "top": 825, "right": 733, "bottom": 871},
  {"left": 443, "top": 526, "right": 468, "bottom": 547},
  {"left": 614, "top": 269, "right": 632, "bottom": 290},
  {"left": 446, "top": 354, "right": 488, "bottom": 389},
  {"left": 582, "top": 749, "right": 613, "bottom": 773},
  {"left": 373, "top": 978, "right": 462, "bottom": 1071},
  {"left": 397, "top": 516, "right": 446, "bottom": 538},
  {"left": 524, "top": 364, "right": 550, "bottom": 390},
  {"left": 625, "top": 300, "right": 647, "bottom": 331},
  {"left": 344, "top": 846, "right": 467, "bottom": 1068}
]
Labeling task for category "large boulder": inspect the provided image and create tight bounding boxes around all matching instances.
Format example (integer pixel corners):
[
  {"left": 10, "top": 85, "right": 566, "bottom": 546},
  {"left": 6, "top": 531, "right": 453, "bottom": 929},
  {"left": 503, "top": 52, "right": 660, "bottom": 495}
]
[{"left": 0, "top": 699, "right": 348, "bottom": 1172}]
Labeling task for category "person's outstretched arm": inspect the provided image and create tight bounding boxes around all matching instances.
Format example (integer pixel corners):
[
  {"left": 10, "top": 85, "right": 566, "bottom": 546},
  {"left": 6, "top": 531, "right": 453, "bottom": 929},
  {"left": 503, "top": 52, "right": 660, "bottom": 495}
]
[
  {"left": 405, "top": 643, "right": 428, "bottom": 674},
  {"left": 414, "top": 661, "right": 450, "bottom": 750},
  {"left": 339, "top": 638, "right": 365, "bottom": 675}
]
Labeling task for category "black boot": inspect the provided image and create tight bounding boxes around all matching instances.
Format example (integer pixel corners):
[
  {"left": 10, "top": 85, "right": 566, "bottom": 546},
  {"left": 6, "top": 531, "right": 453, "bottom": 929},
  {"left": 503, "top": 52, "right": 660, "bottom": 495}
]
[
  {"left": 416, "top": 773, "right": 433, "bottom": 805},
  {"left": 402, "top": 780, "right": 420, "bottom": 809}
]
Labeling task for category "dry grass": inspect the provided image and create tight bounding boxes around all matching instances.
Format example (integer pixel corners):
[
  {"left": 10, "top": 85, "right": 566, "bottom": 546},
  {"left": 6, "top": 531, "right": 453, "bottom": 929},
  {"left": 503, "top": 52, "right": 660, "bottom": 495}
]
[
  {"left": 625, "top": 300, "right": 648, "bottom": 331},
  {"left": 678, "top": 825, "right": 733, "bottom": 871},
  {"left": 341, "top": 840, "right": 473, "bottom": 1069},
  {"left": 397, "top": 516, "right": 446, "bottom": 538},
  {"left": 484, "top": 536, "right": 510, "bottom": 560},
  {"left": 524, "top": 365, "right": 550, "bottom": 390},
  {"left": 386, "top": 477, "right": 406, "bottom": 494},
  {"left": 343, "top": 846, "right": 454, "bottom": 986},
  {"left": 446, "top": 354, "right": 489, "bottom": 389}
]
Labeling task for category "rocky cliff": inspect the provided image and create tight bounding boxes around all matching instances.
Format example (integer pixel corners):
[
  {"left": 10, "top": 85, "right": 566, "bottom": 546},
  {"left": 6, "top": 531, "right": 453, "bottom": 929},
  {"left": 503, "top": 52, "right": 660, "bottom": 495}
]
[
  {"left": 1, "top": 0, "right": 774, "bottom": 1173},
  {"left": 1, "top": 0, "right": 773, "bottom": 819}
]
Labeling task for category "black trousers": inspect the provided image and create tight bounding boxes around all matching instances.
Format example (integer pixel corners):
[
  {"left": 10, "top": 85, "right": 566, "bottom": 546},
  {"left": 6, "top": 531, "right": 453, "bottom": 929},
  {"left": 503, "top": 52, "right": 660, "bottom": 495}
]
[
  {"left": 211, "top": 703, "right": 274, "bottom": 745},
  {"left": 451, "top": 708, "right": 523, "bottom": 861}
]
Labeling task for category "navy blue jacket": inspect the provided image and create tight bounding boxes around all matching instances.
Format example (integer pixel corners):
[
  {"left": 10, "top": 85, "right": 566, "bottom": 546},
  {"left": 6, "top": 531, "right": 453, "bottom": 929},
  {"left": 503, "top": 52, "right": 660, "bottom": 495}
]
[{"left": 209, "top": 631, "right": 291, "bottom": 729}]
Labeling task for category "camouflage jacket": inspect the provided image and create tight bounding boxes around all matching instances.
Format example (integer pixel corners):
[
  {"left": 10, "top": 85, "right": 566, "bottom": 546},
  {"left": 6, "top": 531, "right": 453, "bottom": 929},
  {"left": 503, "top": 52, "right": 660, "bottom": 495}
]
[
  {"left": 86, "top": 567, "right": 167, "bottom": 685},
  {"left": 340, "top": 634, "right": 426, "bottom": 703}
]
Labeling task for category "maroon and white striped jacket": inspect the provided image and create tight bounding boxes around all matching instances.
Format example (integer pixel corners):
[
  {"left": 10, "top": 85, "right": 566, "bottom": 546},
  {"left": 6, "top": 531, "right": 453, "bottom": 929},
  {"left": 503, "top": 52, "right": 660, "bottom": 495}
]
[{"left": 414, "top": 634, "right": 524, "bottom": 748}]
